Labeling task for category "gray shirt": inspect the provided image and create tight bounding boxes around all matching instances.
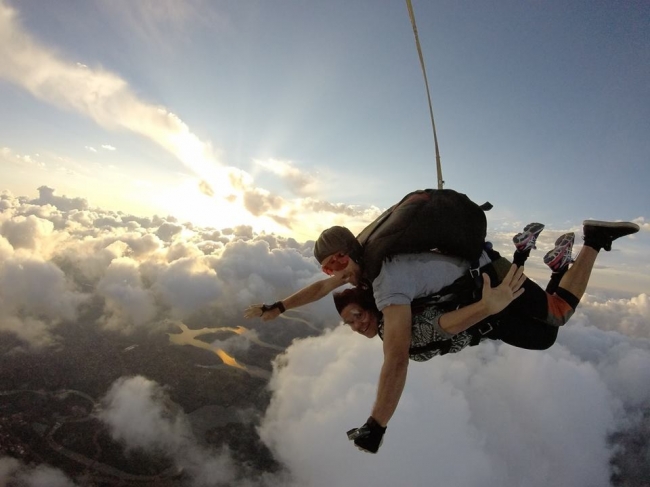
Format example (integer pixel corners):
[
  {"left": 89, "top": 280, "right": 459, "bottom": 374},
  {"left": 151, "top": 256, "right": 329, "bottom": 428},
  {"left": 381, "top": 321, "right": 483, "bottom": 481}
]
[{"left": 372, "top": 250, "right": 491, "bottom": 339}]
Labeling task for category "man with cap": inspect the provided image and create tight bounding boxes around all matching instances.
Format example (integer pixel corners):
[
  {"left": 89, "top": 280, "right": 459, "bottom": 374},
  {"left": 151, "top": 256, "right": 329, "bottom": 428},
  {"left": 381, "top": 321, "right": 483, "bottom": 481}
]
[
  {"left": 242, "top": 226, "right": 364, "bottom": 322},
  {"left": 244, "top": 223, "right": 515, "bottom": 450},
  {"left": 244, "top": 219, "right": 640, "bottom": 454}
]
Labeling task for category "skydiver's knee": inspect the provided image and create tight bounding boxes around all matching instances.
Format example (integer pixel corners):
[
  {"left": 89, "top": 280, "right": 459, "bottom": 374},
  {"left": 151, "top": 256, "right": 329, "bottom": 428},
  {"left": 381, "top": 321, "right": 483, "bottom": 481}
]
[{"left": 546, "top": 294, "right": 576, "bottom": 327}]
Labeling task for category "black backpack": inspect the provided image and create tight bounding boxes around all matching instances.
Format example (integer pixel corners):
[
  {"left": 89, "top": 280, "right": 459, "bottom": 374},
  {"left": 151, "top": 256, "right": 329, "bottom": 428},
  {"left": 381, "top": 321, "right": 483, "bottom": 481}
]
[{"left": 356, "top": 189, "right": 491, "bottom": 282}]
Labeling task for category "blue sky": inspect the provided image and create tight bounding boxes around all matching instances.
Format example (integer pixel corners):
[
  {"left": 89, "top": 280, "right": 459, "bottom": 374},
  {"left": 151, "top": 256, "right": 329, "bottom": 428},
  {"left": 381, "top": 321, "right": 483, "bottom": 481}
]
[
  {"left": 2, "top": 3, "right": 650, "bottom": 484},
  {"left": 1, "top": 1, "right": 648, "bottom": 253}
]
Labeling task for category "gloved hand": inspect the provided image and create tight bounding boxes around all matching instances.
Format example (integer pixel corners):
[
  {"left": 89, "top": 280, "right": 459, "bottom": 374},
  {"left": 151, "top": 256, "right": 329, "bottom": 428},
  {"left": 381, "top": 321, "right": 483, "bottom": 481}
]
[{"left": 346, "top": 416, "right": 386, "bottom": 453}]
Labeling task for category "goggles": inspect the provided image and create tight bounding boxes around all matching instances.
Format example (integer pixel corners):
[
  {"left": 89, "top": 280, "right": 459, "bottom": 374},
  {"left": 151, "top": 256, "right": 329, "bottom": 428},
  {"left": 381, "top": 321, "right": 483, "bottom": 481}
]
[{"left": 321, "top": 252, "right": 350, "bottom": 275}]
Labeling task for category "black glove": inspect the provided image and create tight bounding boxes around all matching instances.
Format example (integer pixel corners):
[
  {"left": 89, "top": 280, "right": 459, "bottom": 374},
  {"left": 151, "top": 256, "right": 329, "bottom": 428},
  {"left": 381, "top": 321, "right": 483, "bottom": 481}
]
[{"left": 346, "top": 416, "right": 386, "bottom": 454}]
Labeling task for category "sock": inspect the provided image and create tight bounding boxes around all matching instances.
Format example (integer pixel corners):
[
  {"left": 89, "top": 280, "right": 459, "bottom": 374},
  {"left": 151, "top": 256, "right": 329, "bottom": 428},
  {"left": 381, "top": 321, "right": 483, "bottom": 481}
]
[
  {"left": 512, "top": 249, "right": 530, "bottom": 267},
  {"left": 545, "top": 267, "right": 568, "bottom": 294},
  {"left": 583, "top": 236, "right": 604, "bottom": 252}
]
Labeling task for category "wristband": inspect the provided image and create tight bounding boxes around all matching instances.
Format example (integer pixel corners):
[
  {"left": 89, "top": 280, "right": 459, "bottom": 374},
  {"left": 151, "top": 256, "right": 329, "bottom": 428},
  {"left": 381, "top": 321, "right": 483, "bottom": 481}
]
[{"left": 261, "top": 301, "right": 286, "bottom": 314}]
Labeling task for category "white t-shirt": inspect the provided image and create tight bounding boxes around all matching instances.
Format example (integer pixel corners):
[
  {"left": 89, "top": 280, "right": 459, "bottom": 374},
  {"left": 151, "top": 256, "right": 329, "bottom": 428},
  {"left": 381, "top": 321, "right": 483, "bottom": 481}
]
[{"left": 372, "top": 251, "right": 491, "bottom": 311}]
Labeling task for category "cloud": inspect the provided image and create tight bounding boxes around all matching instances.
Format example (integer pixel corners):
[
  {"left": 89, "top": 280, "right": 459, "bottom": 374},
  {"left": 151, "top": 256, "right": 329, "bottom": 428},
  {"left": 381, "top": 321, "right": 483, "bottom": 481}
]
[
  {"left": 0, "top": 187, "right": 338, "bottom": 350},
  {"left": 579, "top": 293, "right": 650, "bottom": 340},
  {"left": 1, "top": 214, "right": 54, "bottom": 250},
  {"left": 155, "top": 221, "right": 184, "bottom": 242},
  {"left": 0, "top": 457, "right": 77, "bottom": 487},
  {"left": 199, "top": 179, "right": 215, "bottom": 197},
  {"left": 97, "top": 375, "right": 244, "bottom": 487},
  {"left": 154, "top": 256, "right": 222, "bottom": 318},
  {"left": 1, "top": 187, "right": 649, "bottom": 485},
  {"left": 0, "top": 241, "right": 87, "bottom": 348},
  {"left": 31, "top": 186, "right": 88, "bottom": 212},
  {"left": 0, "top": 147, "right": 45, "bottom": 169},
  {"left": 98, "top": 376, "right": 197, "bottom": 453},
  {"left": 254, "top": 159, "right": 318, "bottom": 196},
  {"left": 96, "top": 257, "right": 157, "bottom": 331},
  {"left": 259, "top": 321, "right": 650, "bottom": 487}
]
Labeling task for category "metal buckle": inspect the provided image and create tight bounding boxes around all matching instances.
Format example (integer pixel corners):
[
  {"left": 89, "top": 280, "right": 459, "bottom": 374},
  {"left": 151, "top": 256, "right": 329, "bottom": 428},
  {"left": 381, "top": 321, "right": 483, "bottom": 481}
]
[
  {"left": 469, "top": 267, "right": 481, "bottom": 278},
  {"left": 478, "top": 323, "right": 493, "bottom": 335}
]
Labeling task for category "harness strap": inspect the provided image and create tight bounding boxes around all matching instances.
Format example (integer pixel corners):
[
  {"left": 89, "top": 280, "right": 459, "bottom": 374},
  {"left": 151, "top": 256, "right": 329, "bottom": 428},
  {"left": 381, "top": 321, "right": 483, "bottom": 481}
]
[
  {"left": 467, "top": 320, "right": 498, "bottom": 346},
  {"left": 409, "top": 339, "right": 453, "bottom": 356}
]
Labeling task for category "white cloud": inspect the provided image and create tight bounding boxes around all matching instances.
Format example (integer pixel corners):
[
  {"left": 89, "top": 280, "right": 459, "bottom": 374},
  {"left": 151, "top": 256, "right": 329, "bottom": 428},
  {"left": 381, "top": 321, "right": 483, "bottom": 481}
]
[
  {"left": 0, "top": 187, "right": 648, "bottom": 485},
  {"left": 0, "top": 147, "right": 45, "bottom": 168},
  {"left": 0, "top": 187, "right": 333, "bottom": 348},
  {"left": 96, "top": 257, "right": 157, "bottom": 331},
  {"left": 578, "top": 293, "right": 650, "bottom": 339},
  {"left": 0, "top": 214, "right": 54, "bottom": 251},
  {"left": 0, "top": 249, "right": 87, "bottom": 348},
  {"left": 0, "top": 457, "right": 77, "bottom": 487},
  {"left": 259, "top": 321, "right": 649, "bottom": 487},
  {"left": 31, "top": 186, "right": 88, "bottom": 212},
  {"left": 254, "top": 158, "right": 318, "bottom": 196},
  {"left": 97, "top": 375, "right": 240, "bottom": 486},
  {"left": 154, "top": 256, "right": 222, "bottom": 318}
]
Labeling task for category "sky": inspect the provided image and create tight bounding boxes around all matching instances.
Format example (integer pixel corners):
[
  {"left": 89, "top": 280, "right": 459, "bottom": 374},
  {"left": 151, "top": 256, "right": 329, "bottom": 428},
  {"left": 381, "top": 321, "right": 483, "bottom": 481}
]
[
  {"left": 1, "top": 0, "right": 648, "bottom": 233},
  {"left": 1, "top": 1, "right": 650, "bottom": 486}
]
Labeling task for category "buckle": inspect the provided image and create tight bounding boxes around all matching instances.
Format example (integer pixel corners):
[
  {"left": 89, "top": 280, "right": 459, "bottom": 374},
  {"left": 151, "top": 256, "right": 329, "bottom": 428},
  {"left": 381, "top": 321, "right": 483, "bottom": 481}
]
[
  {"left": 478, "top": 323, "right": 493, "bottom": 336},
  {"left": 469, "top": 259, "right": 481, "bottom": 278}
]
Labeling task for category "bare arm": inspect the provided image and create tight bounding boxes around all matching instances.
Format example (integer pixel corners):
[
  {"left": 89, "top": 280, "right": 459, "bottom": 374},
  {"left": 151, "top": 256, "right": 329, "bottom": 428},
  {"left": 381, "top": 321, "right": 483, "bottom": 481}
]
[
  {"left": 438, "top": 264, "right": 526, "bottom": 335},
  {"left": 243, "top": 274, "right": 348, "bottom": 321},
  {"left": 370, "top": 304, "right": 412, "bottom": 427}
]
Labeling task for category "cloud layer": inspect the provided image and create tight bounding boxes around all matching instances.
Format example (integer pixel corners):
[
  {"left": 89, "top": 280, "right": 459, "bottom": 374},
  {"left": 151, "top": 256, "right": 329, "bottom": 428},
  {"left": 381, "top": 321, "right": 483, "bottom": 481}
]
[
  {"left": 1, "top": 187, "right": 649, "bottom": 486},
  {"left": 260, "top": 320, "right": 650, "bottom": 487},
  {"left": 0, "top": 186, "right": 338, "bottom": 352}
]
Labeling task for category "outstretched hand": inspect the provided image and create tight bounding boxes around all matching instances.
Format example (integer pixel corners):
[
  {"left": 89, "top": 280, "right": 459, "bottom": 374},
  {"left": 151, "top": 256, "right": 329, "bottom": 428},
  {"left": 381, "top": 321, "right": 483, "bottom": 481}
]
[
  {"left": 480, "top": 264, "right": 526, "bottom": 316},
  {"left": 243, "top": 304, "right": 282, "bottom": 321}
]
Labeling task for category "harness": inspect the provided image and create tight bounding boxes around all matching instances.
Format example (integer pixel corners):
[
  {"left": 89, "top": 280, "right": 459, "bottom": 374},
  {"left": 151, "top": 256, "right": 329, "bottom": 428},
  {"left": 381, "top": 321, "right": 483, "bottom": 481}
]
[{"left": 406, "top": 249, "right": 511, "bottom": 357}]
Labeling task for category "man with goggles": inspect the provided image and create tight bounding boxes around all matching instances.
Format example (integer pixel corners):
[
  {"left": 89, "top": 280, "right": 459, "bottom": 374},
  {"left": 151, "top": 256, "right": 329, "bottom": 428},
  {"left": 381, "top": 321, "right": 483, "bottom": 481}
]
[{"left": 244, "top": 220, "right": 639, "bottom": 454}]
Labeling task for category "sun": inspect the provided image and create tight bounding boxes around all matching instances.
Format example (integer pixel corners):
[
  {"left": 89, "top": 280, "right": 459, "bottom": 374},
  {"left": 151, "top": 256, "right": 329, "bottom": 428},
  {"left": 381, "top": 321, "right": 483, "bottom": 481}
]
[{"left": 147, "top": 177, "right": 280, "bottom": 234}]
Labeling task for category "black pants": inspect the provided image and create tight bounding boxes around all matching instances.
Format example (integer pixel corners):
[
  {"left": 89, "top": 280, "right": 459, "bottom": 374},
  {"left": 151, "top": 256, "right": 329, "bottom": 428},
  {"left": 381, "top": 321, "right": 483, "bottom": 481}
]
[{"left": 483, "top": 278, "right": 576, "bottom": 351}]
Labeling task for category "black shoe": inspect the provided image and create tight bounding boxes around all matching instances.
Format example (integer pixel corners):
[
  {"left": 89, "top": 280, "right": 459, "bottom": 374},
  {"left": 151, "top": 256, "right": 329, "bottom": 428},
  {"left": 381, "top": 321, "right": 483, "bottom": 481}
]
[{"left": 582, "top": 220, "right": 640, "bottom": 251}]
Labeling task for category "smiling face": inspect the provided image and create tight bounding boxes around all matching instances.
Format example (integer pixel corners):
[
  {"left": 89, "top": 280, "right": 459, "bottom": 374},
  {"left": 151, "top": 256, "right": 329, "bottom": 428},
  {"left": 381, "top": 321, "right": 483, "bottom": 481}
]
[{"left": 340, "top": 303, "right": 379, "bottom": 339}]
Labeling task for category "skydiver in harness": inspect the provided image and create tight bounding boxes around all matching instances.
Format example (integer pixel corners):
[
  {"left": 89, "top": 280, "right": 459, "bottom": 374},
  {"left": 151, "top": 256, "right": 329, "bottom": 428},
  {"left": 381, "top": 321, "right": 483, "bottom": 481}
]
[
  {"left": 332, "top": 220, "right": 638, "bottom": 453},
  {"left": 246, "top": 220, "right": 639, "bottom": 453},
  {"left": 243, "top": 190, "right": 639, "bottom": 454}
]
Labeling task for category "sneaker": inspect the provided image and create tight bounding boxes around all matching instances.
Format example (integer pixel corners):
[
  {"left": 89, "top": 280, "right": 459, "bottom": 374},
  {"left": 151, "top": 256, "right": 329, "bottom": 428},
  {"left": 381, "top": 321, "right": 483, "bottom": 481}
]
[
  {"left": 583, "top": 220, "right": 640, "bottom": 252},
  {"left": 544, "top": 232, "right": 575, "bottom": 272},
  {"left": 513, "top": 222, "right": 545, "bottom": 252}
]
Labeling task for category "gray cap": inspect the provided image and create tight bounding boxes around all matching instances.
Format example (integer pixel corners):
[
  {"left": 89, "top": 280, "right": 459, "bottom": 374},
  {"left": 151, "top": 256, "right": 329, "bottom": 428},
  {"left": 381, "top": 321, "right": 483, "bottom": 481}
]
[{"left": 314, "top": 226, "right": 359, "bottom": 264}]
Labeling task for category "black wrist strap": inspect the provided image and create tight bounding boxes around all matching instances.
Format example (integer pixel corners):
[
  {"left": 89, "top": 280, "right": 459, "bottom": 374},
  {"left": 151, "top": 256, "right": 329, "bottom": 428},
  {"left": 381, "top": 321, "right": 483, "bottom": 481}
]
[{"left": 261, "top": 301, "right": 286, "bottom": 314}]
